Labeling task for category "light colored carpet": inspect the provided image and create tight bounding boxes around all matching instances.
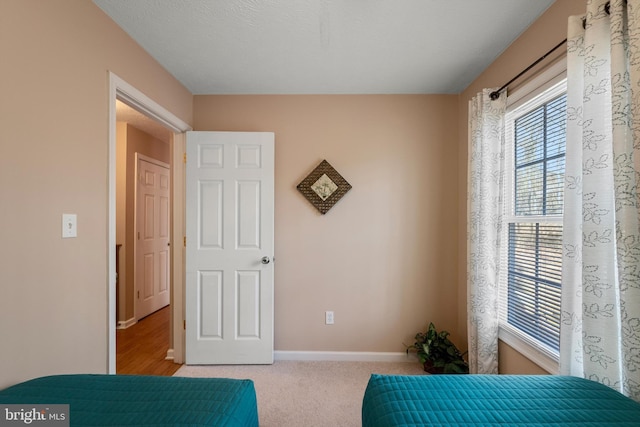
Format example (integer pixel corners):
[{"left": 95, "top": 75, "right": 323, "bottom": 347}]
[{"left": 174, "top": 360, "right": 425, "bottom": 426}]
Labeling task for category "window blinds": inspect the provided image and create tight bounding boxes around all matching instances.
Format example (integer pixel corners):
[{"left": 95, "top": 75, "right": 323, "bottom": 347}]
[{"left": 503, "top": 90, "right": 566, "bottom": 355}]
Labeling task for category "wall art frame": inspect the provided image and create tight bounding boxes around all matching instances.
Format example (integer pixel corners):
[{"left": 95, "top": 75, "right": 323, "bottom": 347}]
[{"left": 297, "top": 159, "right": 352, "bottom": 214}]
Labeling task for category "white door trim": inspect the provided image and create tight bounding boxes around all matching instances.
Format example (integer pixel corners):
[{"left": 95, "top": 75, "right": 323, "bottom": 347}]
[{"left": 108, "top": 72, "right": 191, "bottom": 374}]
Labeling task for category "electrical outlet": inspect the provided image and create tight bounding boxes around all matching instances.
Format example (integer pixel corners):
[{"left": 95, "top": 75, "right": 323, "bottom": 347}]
[{"left": 325, "top": 311, "right": 334, "bottom": 325}]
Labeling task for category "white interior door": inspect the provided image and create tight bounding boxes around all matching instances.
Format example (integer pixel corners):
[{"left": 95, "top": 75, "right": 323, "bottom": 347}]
[
  {"left": 185, "top": 131, "right": 274, "bottom": 364},
  {"left": 135, "top": 155, "right": 171, "bottom": 320}
]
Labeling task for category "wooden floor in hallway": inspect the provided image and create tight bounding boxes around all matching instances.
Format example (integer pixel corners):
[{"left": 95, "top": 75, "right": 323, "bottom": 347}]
[{"left": 116, "top": 306, "right": 181, "bottom": 376}]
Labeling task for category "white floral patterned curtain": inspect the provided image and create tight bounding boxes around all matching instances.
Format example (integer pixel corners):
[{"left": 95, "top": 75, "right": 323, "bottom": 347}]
[
  {"left": 467, "top": 88, "right": 506, "bottom": 374},
  {"left": 561, "top": 0, "right": 640, "bottom": 401}
]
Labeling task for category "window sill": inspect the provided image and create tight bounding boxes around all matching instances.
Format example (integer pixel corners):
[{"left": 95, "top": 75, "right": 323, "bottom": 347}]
[{"left": 498, "top": 325, "right": 559, "bottom": 374}]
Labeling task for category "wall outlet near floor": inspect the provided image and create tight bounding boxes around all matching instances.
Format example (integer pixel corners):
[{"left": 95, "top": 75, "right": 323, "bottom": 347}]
[{"left": 325, "top": 311, "right": 334, "bottom": 325}]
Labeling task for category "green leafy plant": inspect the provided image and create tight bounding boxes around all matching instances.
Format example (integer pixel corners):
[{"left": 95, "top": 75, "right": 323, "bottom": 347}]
[{"left": 406, "top": 322, "right": 469, "bottom": 374}]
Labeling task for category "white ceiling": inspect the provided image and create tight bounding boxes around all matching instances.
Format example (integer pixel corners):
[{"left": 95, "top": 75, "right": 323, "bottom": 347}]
[{"left": 94, "top": 0, "right": 555, "bottom": 95}]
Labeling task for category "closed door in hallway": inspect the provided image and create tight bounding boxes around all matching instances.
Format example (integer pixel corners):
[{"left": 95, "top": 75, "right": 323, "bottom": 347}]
[{"left": 135, "top": 155, "right": 171, "bottom": 320}]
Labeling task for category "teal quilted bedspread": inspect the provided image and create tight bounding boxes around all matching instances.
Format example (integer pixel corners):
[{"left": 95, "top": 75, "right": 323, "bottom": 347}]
[
  {"left": 0, "top": 374, "right": 258, "bottom": 426},
  {"left": 362, "top": 374, "right": 640, "bottom": 426}
]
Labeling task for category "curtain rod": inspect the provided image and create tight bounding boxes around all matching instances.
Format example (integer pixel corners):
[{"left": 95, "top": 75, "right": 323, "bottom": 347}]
[
  {"left": 489, "top": 38, "right": 566, "bottom": 100},
  {"left": 490, "top": 0, "right": 619, "bottom": 101}
]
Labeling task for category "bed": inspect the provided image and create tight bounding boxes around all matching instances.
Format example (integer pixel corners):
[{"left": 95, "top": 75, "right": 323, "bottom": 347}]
[
  {"left": 362, "top": 374, "right": 640, "bottom": 426},
  {"left": 0, "top": 374, "right": 258, "bottom": 426}
]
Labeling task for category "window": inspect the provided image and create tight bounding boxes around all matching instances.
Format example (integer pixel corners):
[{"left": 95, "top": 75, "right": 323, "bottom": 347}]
[{"left": 499, "top": 76, "right": 566, "bottom": 371}]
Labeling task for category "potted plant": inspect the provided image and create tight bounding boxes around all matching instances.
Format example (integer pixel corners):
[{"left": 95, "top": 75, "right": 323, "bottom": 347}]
[{"left": 406, "top": 322, "right": 469, "bottom": 374}]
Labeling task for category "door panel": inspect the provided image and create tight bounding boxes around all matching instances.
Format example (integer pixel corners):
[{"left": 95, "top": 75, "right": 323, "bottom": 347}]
[
  {"left": 199, "top": 270, "right": 223, "bottom": 339},
  {"left": 236, "top": 271, "right": 260, "bottom": 338},
  {"left": 237, "top": 181, "right": 261, "bottom": 249},
  {"left": 186, "top": 131, "right": 274, "bottom": 365},
  {"left": 200, "top": 181, "right": 223, "bottom": 248}
]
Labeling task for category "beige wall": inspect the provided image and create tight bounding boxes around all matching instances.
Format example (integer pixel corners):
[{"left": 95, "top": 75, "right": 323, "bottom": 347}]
[
  {"left": 116, "top": 124, "right": 170, "bottom": 323},
  {"left": 457, "top": 0, "right": 585, "bottom": 373},
  {"left": 0, "top": 0, "right": 588, "bottom": 387},
  {"left": 499, "top": 342, "right": 549, "bottom": 375},
  {"left": 0, "top": 0, "right": 192, "bottom": 388},
  {"left": 194, "top": 95, "right": 461, "bottom": 352}
]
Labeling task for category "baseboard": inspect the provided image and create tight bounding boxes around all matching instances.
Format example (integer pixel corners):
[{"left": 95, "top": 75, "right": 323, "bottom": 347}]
[
  {"left": 116, "top": 317, "right": 137, "bottom": 329},
  {"left": 166, "top": 349, "right": 174, "bottom": 361},
  {"left": 274, "top": 351, "right": 417, "bottom": 363}
]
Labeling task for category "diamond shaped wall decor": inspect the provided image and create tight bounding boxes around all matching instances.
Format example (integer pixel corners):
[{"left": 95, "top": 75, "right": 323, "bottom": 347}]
[{"left": 297, "top": 160, "right": 352, "bottom": 214}]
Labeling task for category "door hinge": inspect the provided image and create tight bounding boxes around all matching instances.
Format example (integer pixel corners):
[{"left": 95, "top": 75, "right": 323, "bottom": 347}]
[
  {"left": 137, "top": 231, "right": 140, "bottom": 240},
  {"left": 183, "top": 153, "right": 187, "bottom": 163},
  {"left": 137, "top": 291, "right": 140, "bottom": 299},
  {"left": 184, "top": 236, "right": 186, "bottom": 247},
  {"left": 183, "top": 320, "right": 186, "bottom": 330}
]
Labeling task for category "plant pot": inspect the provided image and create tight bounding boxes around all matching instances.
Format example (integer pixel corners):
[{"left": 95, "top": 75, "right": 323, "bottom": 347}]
[{"left": 423, "top": 361, "right": 444, "bottom": 374}]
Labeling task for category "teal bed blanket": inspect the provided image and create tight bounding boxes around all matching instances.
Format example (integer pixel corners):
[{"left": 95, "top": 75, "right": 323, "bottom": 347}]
[
  {"left": 0, "top": 374, "right": 258, "bottom": 426},
  {"left": 362, "top": 374, "right": 640, "bottom": 426}
]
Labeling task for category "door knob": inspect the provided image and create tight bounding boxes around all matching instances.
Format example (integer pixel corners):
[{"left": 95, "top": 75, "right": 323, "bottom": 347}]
[{"left": 261, "top": 256, "right": 271, "bottom": 265}]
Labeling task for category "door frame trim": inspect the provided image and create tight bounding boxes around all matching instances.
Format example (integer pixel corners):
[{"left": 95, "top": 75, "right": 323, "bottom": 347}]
[{"left": 108, "top": 72, "right": 191, "bottom": 373}]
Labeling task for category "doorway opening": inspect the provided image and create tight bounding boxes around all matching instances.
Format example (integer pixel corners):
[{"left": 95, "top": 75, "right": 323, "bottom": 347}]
[
  {"left": 115, "top": 101, "right": 173, "bottom": 375},
  {"left": 108, "top": 72, "right": 191, "bottom": 374}
]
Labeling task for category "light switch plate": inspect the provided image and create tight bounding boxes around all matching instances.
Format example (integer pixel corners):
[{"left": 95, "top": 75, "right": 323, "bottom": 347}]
[{"left": 62, "top": 214, "right": 77, "bottom": 238}]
